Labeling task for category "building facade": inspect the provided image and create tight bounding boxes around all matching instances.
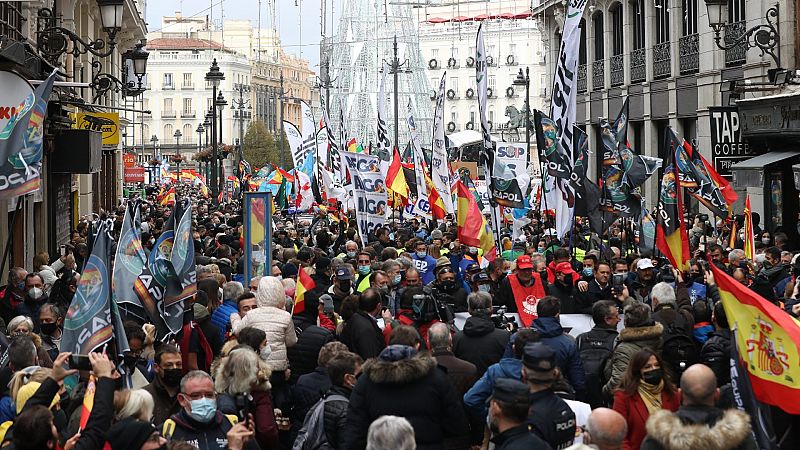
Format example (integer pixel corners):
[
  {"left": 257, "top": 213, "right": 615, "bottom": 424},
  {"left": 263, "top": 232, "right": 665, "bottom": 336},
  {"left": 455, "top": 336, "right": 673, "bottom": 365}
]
[{"left": 417, "top": 0, "right": 546, "bottom": 141}]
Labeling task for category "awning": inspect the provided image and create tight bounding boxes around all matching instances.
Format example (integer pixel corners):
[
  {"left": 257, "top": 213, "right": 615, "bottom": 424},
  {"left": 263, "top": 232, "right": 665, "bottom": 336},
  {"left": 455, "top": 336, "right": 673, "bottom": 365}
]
[
  {"left": 730, "top": 151, "right": 800, "bottom": 189},
  {"left": 513, "top": 11, "right": 532, "bottom": 18},
  {"left": 452, "top": 16, "right": 470, "bottom": 22},
  {"left": 474, "top": 14, "right": 490, "bottom": 21},
  {"left": 427, "top": 17, "right": 447, "bottom": 23}
]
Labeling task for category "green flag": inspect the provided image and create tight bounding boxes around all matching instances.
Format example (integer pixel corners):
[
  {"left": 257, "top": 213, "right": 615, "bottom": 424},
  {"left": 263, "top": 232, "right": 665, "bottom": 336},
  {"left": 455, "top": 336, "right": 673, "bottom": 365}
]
[{"left": 276, "top": 176, "right": 288, "bottom": 210}]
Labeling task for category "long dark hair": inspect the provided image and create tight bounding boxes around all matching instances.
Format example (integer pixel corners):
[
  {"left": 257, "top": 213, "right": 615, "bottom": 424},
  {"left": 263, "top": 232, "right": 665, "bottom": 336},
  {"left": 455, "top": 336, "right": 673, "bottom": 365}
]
[{"left": 617, "top": 348, "right": 677, "bottom": 396}]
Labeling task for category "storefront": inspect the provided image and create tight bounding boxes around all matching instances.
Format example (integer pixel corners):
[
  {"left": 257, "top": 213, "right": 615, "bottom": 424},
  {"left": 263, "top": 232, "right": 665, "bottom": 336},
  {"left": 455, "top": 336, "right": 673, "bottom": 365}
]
[{"left": 731, "top": 91, "right": 800, "bottom": 247}]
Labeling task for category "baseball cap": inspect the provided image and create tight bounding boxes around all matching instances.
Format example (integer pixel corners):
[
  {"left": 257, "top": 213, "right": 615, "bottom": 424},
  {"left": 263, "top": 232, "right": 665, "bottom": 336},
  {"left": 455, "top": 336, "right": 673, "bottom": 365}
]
[
  {"left": 491, "top": 378, "right": 530, "bottom": 405},
  {"left": 471, "top": 272, "right": 490, "bottom": 284},
  {"left": 636, "top": 258, "right": 655, "bottom": 270},
  {"left": 555, "top": 261, "right": 576, "bottom": 276},
  {"left": 522, "top": 342, "right": 556, "bottom": 372},
  {"left": 335, "top": 267, "right": 353, "bottom": 280},
  {"left": 516, "top": 255, "right": 533, "bottom": 270},
  {"left": 315, "top": 256, "right": 331, "bottom": 273}
]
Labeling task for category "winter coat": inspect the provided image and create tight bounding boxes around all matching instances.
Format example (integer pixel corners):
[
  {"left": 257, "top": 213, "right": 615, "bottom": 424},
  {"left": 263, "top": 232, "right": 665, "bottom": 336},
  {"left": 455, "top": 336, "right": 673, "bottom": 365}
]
[
  {"left": 217, "top": 391, "right": 279, "bottom": 450},
  {"left": 548, "top": 281, "right": 579, "bottom": 313},
  {"left": 210, "top": 299, "right": 238, "bottom": 341},
  {"left": 463, "top": 357, "right": 522, "bottom": 419},
  {"left": 492, "top": 424, "right": 553, "bottom": 450},
  {"left": 640, "top": 405, "right": 758, "bottom": 450},
  {"left": 603, "top": 322, "right": 664, "bottom": 396},
  {"left": 234, "top": 277, "right": 298, "bottom": 371},
  {"left": 343, "top": 353, "right": 469, "bottom": 450},
  {"left": 143, "top": 375, "right": 180, "bottom": 426},
  {"left": 613, "top": 388, "right": 681, "bottom": 450},
  {"left": 287, "top": 316, "right": 334, "bottom": 382},
  {"left": 163, "top": 409, "right": 259, "bottom": 450},
  {"left": 323, "top": 385, "right": 351, "bottom": 450},
  {"left": 453, "top": 313, "right": 510, "bottom": 375},
  {"left": 532, "top": 316, "right": 587, "bottom": 396},
  {"left": 291, "top": 366, "right": 332, "bottom": 430},
  {"left": 700, "top": 328, "right": 732, "bottom": 386},
  {"left": 339, "top": 311, "right": 385, "bottom": 360},
  {"left": 431, "top": 349, "right": 477, "bottom": 398},
  {"left": 575, "top": 279, "right": 613, "bottom": 314}
]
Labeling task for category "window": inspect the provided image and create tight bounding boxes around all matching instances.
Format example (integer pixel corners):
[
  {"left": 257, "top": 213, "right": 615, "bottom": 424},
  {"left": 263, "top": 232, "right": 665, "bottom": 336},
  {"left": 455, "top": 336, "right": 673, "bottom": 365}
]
[
  {"left": 182, "top": 98, "right": 192, "bottom": 115},
  {"left": 183, "top": 124, "right": 193, "bottom": 142},
  {"left": 451, "top": 47, "right": 459, "bottom": 59},
  {"left": 729, "top": 0, "right": 744, "bottom": 22},
  {"left": 469, "top": 107, "right": 476, "bottom": 123},
  {"left": 593, "top": 12, "right": 604, "bottom": 60},
  {"left": 683, "top": 0, "right": 698, "bottom": 34},
  {"left": 611, "top": 4, "right": 624, "bottom": 55},
  {"left": 579, "top": 19, "right": 587, "bottom": 65},
  {"left": 509, "top": 43, "right": 517, "bottom": 59},
  {"left": 207, "top": 98, "right": 213, "bottom": 111},
  {"left": 450, "top": 107, "right": 457, "bottom": 123},
  {"left": 163, "top": 73, "right": 173, "bottom": 89},
  {"left": 489, "top": 75, "right": 496, "bottom": 90},
  {"left": 450, "top": 77, "right": 459, "bottom": 94},
  {"left": 0, "top": 2, "right": 24, "bottom": 41},
  {"left": 655, "top": 0, "right": 670, "bottom": 44},
  {"left": 183, "top": 73, "right": 192, "bottom": 88},
  {"left": 632, "top": 0, "right": 646, "bottom": 50},
  {"left": 163, "top": 98, "right": 173, "bottom": 113},
  {"left": 489, "top": 45, "right": 496, "bottom": 58},
  {"left": 143, "top": 98, "right": 150, "bottom": 110},
  {"left": 432, "top": 49, "right": 439, "bottom": 59},
  {"left": 469, "top": 75, "right": 476, "bottom": 87},
  {"left": 164, "top": 124, "right": 173, "bottom": 138},
  {"left": 489, "top": 109, "right": 494, "bottom": 123}
]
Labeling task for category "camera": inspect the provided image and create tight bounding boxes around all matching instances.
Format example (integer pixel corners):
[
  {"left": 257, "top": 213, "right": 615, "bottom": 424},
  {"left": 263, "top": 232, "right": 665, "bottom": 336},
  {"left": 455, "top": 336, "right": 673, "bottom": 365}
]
[
  {"left": 234, "top": 393, "right": 253, "bottom": 422},
  {"left": 490, "top": 306, "right": 519, "bottom": 331},
  {"left": 612, "top": 273, "right": 625, "bottom": 294},
  {"left": 413, "top": 286, "right": 454, "bottom": 324},
  {"left": 697, "top": 213, "right": 709, "bottom": 222},
  {"left": 658, "top": 264, "right": 675, "bottom": 283}
]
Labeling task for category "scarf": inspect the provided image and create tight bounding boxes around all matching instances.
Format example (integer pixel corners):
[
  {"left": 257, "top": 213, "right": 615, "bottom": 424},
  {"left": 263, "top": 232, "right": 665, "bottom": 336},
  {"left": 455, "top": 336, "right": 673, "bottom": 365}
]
[{"left": 637, "top": 379, "right": 664, "bottom": 415}]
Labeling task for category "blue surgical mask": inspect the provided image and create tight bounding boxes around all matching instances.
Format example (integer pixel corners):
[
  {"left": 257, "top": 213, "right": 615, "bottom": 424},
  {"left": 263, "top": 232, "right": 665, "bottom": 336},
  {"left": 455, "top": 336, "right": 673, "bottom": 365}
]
[
  {"left": 346, "top": 251, "right": 357, "bottom": 259},
  {"left": 478, "top": 284, "right": 491, "bottom": 293},
  {"left": 537, "top": 247, "right": 545, "bottom": 253},
  {"left": 358, "top": 265, "right": 371, "bottom": 275},
  {"left": 416, "top": 251, "right": 427, "bottom": 259},
  {"left": 392, "top": 274, "right": 402, "bottom": 286},
  {"left": 188, "top": 397, "right": 217, "bottom": 423},
  {"left": 582, "top": 267, "right": 594, "bottom": 277}
]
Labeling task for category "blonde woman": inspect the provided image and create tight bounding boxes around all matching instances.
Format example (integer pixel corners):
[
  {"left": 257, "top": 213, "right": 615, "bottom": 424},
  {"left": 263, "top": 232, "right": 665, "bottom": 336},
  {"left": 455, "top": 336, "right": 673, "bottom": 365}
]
[{"left": 113, "top": 389, "right": 155, "bottom": 422}]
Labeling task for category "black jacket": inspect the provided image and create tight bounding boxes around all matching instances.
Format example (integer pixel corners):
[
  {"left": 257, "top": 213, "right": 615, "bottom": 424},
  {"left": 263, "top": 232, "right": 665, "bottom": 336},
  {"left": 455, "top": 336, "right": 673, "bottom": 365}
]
[
  {"left": 548, "top": 281, "right": 578, "bottom": 314},
  {"left": 143, "top": 375, "right": 180, "bottom": 426},
  {"left": 197, "top": 316, "right": 223, "bottom": 358},
  {"left": 323, "top": 385, "right": 351, "bottom": 450},
  {"left": 492, "top": 424, "right": 553, "bottom": 450},
  {"left": 164, "top": 409, "right": 259, "bottom": 450},
  {"left": 343, "top": 354, "right": 469, "bottom": 450},
  {"left": 640, "top": 405, "right": 758, "bottom": 450},
  {"left": 288, "top": 316, "right": 334, "bottom": 382},
  {"left": 339, "top": 311, "right": 385, "bottom": 360},
  {"left": 575, "top": 279, "right": 612, "bottom": 314},
  {"left": 527, "top": 388, "right": 576, "bottom": 450},
  {"left": 291, "top": 366, "right": 332, "bottom": 436},
  {"left": 700, "top": 328, "right": 732, "bottom": 386},
  {"left": 453, "top": 313, "right": 510, "bottom": 375}
]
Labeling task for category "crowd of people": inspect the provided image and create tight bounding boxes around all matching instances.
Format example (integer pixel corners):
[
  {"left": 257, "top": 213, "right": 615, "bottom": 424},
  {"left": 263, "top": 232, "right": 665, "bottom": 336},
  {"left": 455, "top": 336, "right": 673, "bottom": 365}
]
[{"left": 0, "top": 188, "right": 798, "bottom": 450}]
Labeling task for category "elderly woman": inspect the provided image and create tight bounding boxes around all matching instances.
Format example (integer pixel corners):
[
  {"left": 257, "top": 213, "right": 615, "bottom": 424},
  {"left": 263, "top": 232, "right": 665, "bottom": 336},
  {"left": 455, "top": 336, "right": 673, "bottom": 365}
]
[
  {"left": 113, "top": 389, "right": 154, "bottom": 422},
  {"left": 214, "top": 347, "right": 279, "bottom": 449},
  {"left": 6, "top": 316, "right": 53, "bottom": 368}
]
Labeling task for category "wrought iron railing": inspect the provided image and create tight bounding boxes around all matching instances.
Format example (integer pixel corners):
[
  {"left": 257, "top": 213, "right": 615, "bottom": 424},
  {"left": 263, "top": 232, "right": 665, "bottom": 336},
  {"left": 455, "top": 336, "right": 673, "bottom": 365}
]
[
  {"left": 0, "top": 2, "right": 24, "bottom": 42},
  {"left": 610, "top": 54, "right": 625, "bottom": 87},
  {"left": 577, "top": 64, "right": 587, "bottom": 93},
  {"left": 724, "top": 20, "right": 747, "bottom": 65},
  {"left": 653, "top": 42, "right": 671, "bottom": 79},
  {"left": 679, "top": 34, "right": 700, "bottom": 74},
  {"left": 630, "top": 48, "right": 646, "bottom": 83},
  {"left": 592, "top": 60, "right": 605, "bottom": 91}
]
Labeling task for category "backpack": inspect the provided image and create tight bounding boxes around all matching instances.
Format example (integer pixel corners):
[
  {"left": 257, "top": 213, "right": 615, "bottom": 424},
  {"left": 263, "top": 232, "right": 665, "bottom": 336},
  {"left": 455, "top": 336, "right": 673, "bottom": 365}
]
[
  {"left": 577, "top": 331, "right": 616, "bottom": 408},
  {"left": 292, "top": 394, "right": 348, "bottom": 450},
  {"left": 661, "top": 318, "right": 700, "bottom": 377}
]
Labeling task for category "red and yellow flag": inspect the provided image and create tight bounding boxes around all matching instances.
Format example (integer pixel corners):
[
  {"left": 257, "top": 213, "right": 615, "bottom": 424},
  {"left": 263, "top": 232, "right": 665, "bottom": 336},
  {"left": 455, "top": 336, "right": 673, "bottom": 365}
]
[
  {"left": 743, "top": 195, "right": 755, "bottom": 260},
  {"left": 159, "top": 187, "right": 176, "bottom": 206},
  {"left": 423, "top": 171, "right": 446, "bottom": 220},
  {"left": 456, "top": 180, "right": 496, "bottom": 261},
  {"left": 710, "top": 262, "right": 800, "bottom": 413},
  {"left": 294, "top": 268, "right": 316, "bottom": 315},
  {"left": 655, "top": 162, "right": 690, "bottom": 271},
  {"left": 79, "top": 375, "right": 96, "bottom": 430},
  {"left": 386, "top": 147, "right": 409, "bottom": 203}
]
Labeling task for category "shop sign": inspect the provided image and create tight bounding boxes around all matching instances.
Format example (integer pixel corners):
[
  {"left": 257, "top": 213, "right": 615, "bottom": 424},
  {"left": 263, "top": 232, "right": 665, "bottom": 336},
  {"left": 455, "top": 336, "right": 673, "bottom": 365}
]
[
  {"left": 709, "top": 106, "right": 757, "bottom": 179},
  {"left": 123, "top": 153, "right": 136, "bottom": 168},
  {"left": 123, "top": 166, "right": 144, "bottom": 183},
  {"left": 0, "top": 71, "right": 35, "bottom": 138},
  {"left": 74, "top": 112, "right": 120, "bottom": 145}
]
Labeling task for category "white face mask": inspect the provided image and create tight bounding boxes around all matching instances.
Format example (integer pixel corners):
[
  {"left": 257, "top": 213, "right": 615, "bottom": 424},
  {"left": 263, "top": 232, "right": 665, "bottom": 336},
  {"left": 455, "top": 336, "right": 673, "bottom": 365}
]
[
  {"left": 260, "top": 345, "right": 272, "bottom": 361},
  {"left": 27, "top": 287, "right": 43, "bottom": 300}
]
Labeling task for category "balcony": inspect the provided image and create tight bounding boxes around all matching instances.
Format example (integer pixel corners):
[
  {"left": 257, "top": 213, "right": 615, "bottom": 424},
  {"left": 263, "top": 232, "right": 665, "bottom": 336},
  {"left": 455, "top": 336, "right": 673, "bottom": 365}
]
[
  {"left": 679, "top": 34, "right": 699, "bottom": 75},
  {"left": 592, "top": 60, "right": 605, "bottom": 91},
  {"left": 161, "top": 111, "right": 176, "bottom": 118},
  {"left": 630, "top": 48, "right": 646, "bottom": 83},
  {"left": 610, "top": 54, "right": 625, "bottom": 87},
  {"left": 163, "top": 84, "right": 175, "bottom": 91},
  {"left": 724, "top": 21, "right": 746, "bottom": 66},
  {"left": 181, "top": 111, "right": 195, "bottom": 118},
  {"left": 577, "top": 64, "right": 587, "bottom": 93},
  {"left": 653, "top": 42, "right": 672, "bottom": 79},
  {"left": 181, "top": 83, "right": 194, "bottom": 90}
]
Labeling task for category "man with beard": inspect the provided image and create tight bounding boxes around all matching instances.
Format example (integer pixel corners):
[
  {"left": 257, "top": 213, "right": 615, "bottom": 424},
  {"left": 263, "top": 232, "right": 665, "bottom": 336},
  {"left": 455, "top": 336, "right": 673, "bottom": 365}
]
[
  {"left": 14, "top": 273, "right": 48, "bottom": 332},
  {"left": 629, "top": 258, "right": 657, "bottom": 305},
  {"left": 143, "top": 344, "right": 184, "bottom": 425}
]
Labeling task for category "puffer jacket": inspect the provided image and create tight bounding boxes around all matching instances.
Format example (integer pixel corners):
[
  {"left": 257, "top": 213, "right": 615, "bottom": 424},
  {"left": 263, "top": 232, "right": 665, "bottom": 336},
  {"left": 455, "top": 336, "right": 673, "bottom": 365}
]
[
  {"left": 700, "top": 328, "right": 732, "bottom": 386},
  {"left": 453, "top": 313, "right": 510, "bottom": 375},
  {"left": 323, "top": 385, "right": 351, "bottom": 450},
  {"left": 287, "top": 315, "right": 334, "bottom": 382},
  {"left": 234, "top": 276, "right": 297, "bottom": 371},
  {"left": 463, "top": 357, "right": 522, "bottom": 419},
  {"left": 641, "top": 405, "right": 758, "bottom": 450},
  {"left": 343, "top": 353, "right": 469, "bottom": 450},
  {"left": 533, "top": 316, "right": 586, "bottom": 396},
  {"left": 603, "top": 322, "right": 664, "bottom": 396}
]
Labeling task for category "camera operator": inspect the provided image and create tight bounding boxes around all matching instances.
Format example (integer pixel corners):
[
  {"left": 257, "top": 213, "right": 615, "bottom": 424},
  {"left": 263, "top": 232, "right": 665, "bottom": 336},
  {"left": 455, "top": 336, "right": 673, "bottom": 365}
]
[
  {"left": 431, "top": 265, "right": 468, "bottom": 313},
  {"left": 453, "top": 292, "right": 511, "bottom": 375},
  {"left": 382, "top": 286, "right": 446, "bottom": 347},
  {"left": 629, "top": 258, "right": 658, "bottom": 305}
]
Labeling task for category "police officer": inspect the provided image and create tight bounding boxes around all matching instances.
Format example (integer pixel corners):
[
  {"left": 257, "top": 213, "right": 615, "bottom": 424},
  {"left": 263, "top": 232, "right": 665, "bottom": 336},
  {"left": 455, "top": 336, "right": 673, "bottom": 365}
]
[
  {"left": 489, "top": 378, "right": 553, "bottom": 450},
  {"left": 522, "top": 342, "right": 576, "bottom": 450}
]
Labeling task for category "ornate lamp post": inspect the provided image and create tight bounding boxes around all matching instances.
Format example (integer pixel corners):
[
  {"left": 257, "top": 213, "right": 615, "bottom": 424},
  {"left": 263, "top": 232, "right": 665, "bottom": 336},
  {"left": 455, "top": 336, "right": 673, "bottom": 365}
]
[
  {"left": 205, "top": 59, "right": 225, "bottom": 202},
  {"left": 703, "top": 0, "right": 780, "bottom": 67}
]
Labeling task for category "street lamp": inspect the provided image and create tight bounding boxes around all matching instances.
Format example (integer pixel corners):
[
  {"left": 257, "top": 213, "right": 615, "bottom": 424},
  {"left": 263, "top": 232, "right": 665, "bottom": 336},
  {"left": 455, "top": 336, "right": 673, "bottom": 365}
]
[
  {"left": 130, "top": 42, "right": 149, "bottom": 78},
  {"left": 512, "top": 67, "right": 531, "bottom": 170},
  {"left": 204, "top": 111, "right": 213, "bottom": 182},
  {"left": 37, "top": 0, "right": 124, "bottom": 60},
  {"left": 173, "top": 129, "right": 183, "bottom": 184},
  {"left": 216, "top": 91, "right": 228, "bottom": 194},
  {"left": 232, "top": 83, "right": 251, "bottom": 183},
  {"left": 703, "top": 0, "right": 780, "bottom": 67},
  {"left": 150, "top": 135, "right": 159, "bottom": 159},
  {"left": 382, "top": 35, "right": 412, "bottom": 156},
  {"left": 196, "top": 123, "right": 205, "bottom": 155},
  {"left": 205, "top": 59, "right": 225, "bottom": 202}
]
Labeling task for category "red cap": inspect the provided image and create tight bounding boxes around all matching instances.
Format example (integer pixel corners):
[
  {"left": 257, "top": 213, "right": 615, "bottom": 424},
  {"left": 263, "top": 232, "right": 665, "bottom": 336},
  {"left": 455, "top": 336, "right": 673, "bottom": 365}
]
[
  {"left": 555, "top": 261, "right": 576, "bottom": 275},
  {"left": 516, "top": 255, "right": 533, "bottom": 270}
]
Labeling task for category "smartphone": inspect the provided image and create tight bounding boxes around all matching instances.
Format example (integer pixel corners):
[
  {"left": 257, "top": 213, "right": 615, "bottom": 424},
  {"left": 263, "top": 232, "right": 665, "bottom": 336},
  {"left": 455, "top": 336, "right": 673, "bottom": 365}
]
[
  {"left": 59, "top": 244, "right": 67, "bottom": 257},
  {"left": 612, "top": 273, "right": 625, "bottom": 293},
  {"left": 68, "top": 355, "right": 93, "bottom": 371}
]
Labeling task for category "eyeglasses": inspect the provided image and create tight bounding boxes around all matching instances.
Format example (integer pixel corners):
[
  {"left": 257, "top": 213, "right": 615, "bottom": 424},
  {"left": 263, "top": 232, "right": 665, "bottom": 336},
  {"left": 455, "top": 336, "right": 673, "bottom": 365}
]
[{"left": 182, "top": 391, "right": 216, "bottom": 401}]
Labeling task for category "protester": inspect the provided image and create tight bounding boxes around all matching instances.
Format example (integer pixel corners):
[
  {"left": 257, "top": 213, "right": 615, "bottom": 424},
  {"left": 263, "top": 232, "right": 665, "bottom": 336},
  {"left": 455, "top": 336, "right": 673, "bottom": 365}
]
[
  {"left": 143, "top": 344, "right": 183, "bottom": 425},
  {"left": 339, "top": 288, "right": 386, "bottom": 359},
  {"left": 453, "top": 292, "right": 511, "bottom": 375}
]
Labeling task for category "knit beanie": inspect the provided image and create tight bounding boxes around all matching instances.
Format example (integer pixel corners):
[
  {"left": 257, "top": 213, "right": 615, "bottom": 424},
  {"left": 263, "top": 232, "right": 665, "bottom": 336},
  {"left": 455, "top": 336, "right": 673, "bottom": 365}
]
[{"left": 106, "top": 418, "right": 157, "bottom": 450}]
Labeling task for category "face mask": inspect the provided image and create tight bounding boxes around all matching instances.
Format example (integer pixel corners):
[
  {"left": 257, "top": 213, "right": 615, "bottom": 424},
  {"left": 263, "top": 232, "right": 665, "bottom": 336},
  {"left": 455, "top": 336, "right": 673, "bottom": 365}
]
[
  {"left": 15, "top": 282, "right": 24, "bottom": 291},
  {"left": 561, "top": 274, "right": 574, "bottom": 285},
  {"left": 582, "top": 267, "right": 594, "bottom": 277},
  {"left": 439, "top": 280, "right": 456, "bottom": 292},
  {"left": 537, "top": 247, "right": 545, "bottom": 253},
  {"left": 346, "top": 251, "right": 357, "bottom": 259},
  {"left": 416, "top": 251, "right": 427, "bottom": 259},
  {"left": 478, "top": 284, "right": 491, "bottom": 293},
  {"left": 162, "top": 368, "right": 183, "bottom": 387},
  {"left": 260, "top": 345, "right": 272, "bottom": 361},
  {"left": 641, "top": 368, "right": 663, "bottom": 385},
  {"left": 468, "top": 247, "right": 478, "bottom": 255},
  {"left": 378, "top": 286, "right": 389, "bottom": 296},
  {"left": 339, "top": 280, "right": 352, "bottom": 291},
  {"left": 27, "top": 287, "right": 43, "bottom": 300},
  {"left": 188, "top": 397, "right": 217, "bottom": 423},
  {"left": 39, "top": 323, "right": 58, "bottom": 336},
  {"left": 762, "top": 238, "right": 771, "bottom": 245},
  {"left": 123, "top": 354, "right": 138, "bottom": 369},
  {"left": 392, "top": 274, "right": 402, "bottom": 286},
  {"left": 358, "top": 265, "right": 371, "bottom": 275}
]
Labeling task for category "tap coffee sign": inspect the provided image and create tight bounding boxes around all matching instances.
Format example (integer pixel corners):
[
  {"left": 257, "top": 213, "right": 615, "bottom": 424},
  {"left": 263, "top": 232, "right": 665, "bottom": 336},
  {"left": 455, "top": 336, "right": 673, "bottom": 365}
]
[
  {"left": 709, "top": 106, "right": 757, "bottom": 179},
  {"left": 74, "top": 112, "right": 120, "bottom": 146}
]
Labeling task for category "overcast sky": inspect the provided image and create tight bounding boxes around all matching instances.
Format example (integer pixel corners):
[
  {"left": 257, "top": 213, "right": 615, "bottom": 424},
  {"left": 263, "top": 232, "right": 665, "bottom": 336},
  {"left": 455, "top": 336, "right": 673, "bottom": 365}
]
[{"left": 145, "top": 0, "right": 340, "bottom": 72}]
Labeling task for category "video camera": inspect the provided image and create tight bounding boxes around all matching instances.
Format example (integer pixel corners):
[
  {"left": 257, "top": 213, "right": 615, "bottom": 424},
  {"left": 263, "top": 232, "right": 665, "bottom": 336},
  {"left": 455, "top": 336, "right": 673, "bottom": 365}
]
[
  {"left": 490, "top": 306, "right": 519, "bottom": 332},
  {"left": 657, "top": 263, "right": 675, "bottom": 283},
  {"left": 412, "top": 286, "right": 455, "bottom": 324}
]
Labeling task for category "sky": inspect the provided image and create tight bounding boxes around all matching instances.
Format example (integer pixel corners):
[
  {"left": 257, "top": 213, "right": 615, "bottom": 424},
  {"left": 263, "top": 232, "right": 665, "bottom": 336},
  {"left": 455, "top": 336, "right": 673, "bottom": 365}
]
[{"left": 145, "top": 0, "right": 342, "bottom": 73}]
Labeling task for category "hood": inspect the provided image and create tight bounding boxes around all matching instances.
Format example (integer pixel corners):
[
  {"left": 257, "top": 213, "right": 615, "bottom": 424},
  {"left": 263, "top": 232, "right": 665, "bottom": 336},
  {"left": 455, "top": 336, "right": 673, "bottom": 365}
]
[
  {"left": 645, "top": 407, "right": 752, "bottom": 450},
  {"left": 362, "top": 354, "right": 436, "bottom": 384},
  {"left": 532, "top": 316, "right": 563, "bottom": 338},
  {"left": 495, "top": 358, "right": 523, "bottom": 379},
  {"left": 619, "top": 322, "right": 663, "bottom": 343},
  {"left": 255, "top": 276, "right": 285, "bottom": 308},
  {"left": 462, "top": 313, "right": 496, "bottom": 337}
]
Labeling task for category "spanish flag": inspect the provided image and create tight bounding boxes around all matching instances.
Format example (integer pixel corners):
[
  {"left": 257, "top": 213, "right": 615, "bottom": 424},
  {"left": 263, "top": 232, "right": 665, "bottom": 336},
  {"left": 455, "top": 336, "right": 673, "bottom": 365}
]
[
  {"left": 456, "top": 180, "right": 496, "bottom": 261},
  {"left": 710, "top": 261, "right": 800, "bottom": 414},
  {"left": 294, "top": 268, "right": 316, "bottom": 315},
  {"left": 743, "top": 195, "right": 755, "bottom": 260},
  {"left": 347, "top": 138, "right": 358, "bottom": 153},
  {"left": 385, "top": 146, "right": 409, "bottom": 203},
  {"left": 656, "top": 129, "right": 690, "bottom": 271},
  {"left": 423, "top": 171, "right": 446, "bottom": 220},
  {"left": 159, "top": 187, "right": 176, "bottom": 206},
  {"left": 79, "top": 375, "right": 96, "bottom": 430}
]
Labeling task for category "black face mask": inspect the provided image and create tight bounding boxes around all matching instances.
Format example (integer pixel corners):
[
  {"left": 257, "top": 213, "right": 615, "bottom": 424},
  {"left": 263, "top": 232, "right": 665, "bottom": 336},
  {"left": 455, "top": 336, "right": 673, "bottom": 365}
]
[
  {"left": 439, "top": 280, "right": 456, "bottom": 292},
  {"left": 642, "top": 368, "right": 663, "bottom": 385},
  {"left": 162, "top": 368, "right": 183, "bottom": 387},
  {"left": 123, "top": 354, "right": 139, "bottom": 369},
  {"left": 39, "top": 322, "right": 58, "bottom": 336},
  {"left": 339, "top": 281, "right": 352, "bottom": 292}
]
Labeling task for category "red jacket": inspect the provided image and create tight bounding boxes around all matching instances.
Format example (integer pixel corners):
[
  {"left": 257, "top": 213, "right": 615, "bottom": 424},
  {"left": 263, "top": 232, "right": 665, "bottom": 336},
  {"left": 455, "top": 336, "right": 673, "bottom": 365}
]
[{"left": 612, "top": 388, "right": 681, "bottom": 450}]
